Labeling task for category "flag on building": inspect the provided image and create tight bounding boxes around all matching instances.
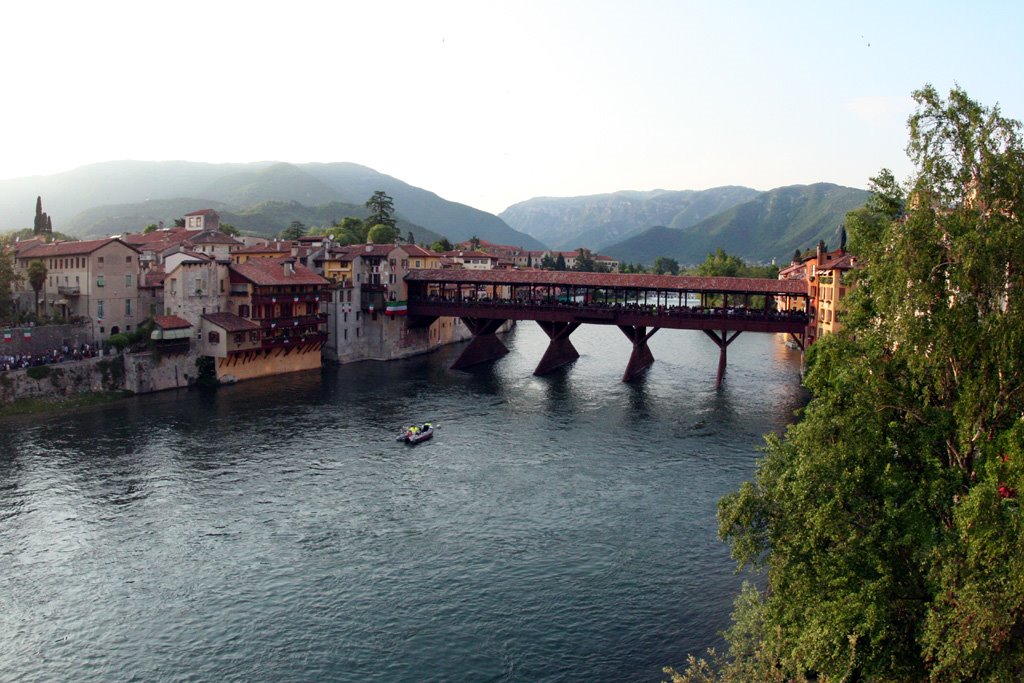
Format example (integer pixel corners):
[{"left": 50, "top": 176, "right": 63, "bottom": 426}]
[
  {"left": 385, "top": 300, "right": 408, "bottom": 316},
  {"left": 2, "top": 329, "right": 11, "bottom": 343},
  {"left": 23, "top": 328, "right": 31, "bottom": 340}
]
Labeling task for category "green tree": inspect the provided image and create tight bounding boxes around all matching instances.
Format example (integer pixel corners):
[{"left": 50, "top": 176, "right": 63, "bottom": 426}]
[
  {"left": 687, "top": 85, "right": 1024, "bottom": 682},
  {"left": 652, "top": 256, "right": 680, "bottom": 275},
  {"left": 554, "top": 253, "right": 566, "bottom": 271},
  {"left": 174, "top": 218, "right": 185, "bottom": 228},
  {"left": 365, "top": 191, "right": 397, "bottom": 231},
  {"left": 540, "top": 254, "right": 556, "bottom": 270},
  {"left": 27, "top": 259, "right": 46, "bottom": 317},
  {"left": 430, "top": 238, "right": 453, "bottom": 253},
  {"left": 280, "top": 220, "right": 306, "bottom": 241},
  {"left": 144, "top": 223, "right": 159, "bottom": 234},
  {"left": 328, "top": 216, "right": 367, "bottom": 244},
  {"left": 219, "top": 223, "right": 240, "bottom": 237},
  {"left": 367, "top": 223, "right": 399, "bottom": 244},
  {"left": 0, "top": 244, "right": 20, "bottom": 319},
  {"left": 696, "top": 248, "right": 744, "bottom": 277},
  {"left": 406, "top": 230, "right": 415, "bottom": 245},
  {"left": 572, "top": 248, "right": 596, "bottom": 272}
]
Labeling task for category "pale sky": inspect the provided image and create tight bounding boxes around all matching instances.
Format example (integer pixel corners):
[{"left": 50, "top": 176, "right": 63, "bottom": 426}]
[{"left": 2, "top": 0, "right": 1022, "bottom": 214}]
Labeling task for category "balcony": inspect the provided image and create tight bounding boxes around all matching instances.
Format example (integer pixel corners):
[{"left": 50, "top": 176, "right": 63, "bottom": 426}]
[
  {"left": 360, "top": 283, "right": 387, "bottom": 293},
  {"left": 57, "top": 285, "right": 80, "bottom": 296},
  {"left": 257, "top": 314, "right": 327, "bottom": 331},
  {"left": 251, "top": 292, "right": 324, "bottom": 305},
  {"left": 261, "top": 332, "right": 328, "bottom": 349}
]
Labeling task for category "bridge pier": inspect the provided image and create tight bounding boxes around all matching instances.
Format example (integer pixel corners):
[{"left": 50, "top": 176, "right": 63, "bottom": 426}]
[
  {"left": 533, "top": 321, "right": 581, "bottom": 375},
  {"left": 450, "top": 317, "right": 509, "bottom": 370},
  {"left": 619, "top": 325, "right": 659, "bottom": 382},
  {"left": 703, "top": 329, "right": 742, "bottom": 388}
]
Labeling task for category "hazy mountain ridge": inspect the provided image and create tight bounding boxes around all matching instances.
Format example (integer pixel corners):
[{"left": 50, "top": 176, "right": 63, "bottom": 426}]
[
  {"left": 603, "top": 183, "right": 871, "bottom": 265},
  {"left": 0, "top": 161, "right": 542, "bottom": 248},
  {"left": 499, "top": 186, "right": 761, "bottom": 251}
]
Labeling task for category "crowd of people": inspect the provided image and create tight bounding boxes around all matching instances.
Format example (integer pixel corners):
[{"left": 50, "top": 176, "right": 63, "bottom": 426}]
[
  {"left": 0, "top": 343, "right": 102, "bottom": 372},
  {"left": 413, "top": 294, "right": 809, "bottom": 321}
]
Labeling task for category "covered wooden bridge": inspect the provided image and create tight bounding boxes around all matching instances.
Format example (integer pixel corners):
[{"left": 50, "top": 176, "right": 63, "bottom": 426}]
[{"left": 404, "top": 269, "right": 809, "bottom": 387}]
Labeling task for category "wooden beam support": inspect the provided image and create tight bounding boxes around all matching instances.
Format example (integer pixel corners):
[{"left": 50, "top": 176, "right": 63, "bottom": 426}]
[
  {"left": 450, "top": 317, "right": 509, "bottom": 370},
  {"left": 533, "top": 321, "right": 581, "bottom": 375},
  {"left": 702, "top": 329, "right": 742, "bottom": 389},
  {"left": 618, "top": 325, "right": 660, "bottom": 382}
]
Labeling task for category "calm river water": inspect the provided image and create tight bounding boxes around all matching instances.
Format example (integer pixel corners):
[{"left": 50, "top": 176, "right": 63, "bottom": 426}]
[{"left": 0, "top": 323, "right": 805, "bottom": 682}]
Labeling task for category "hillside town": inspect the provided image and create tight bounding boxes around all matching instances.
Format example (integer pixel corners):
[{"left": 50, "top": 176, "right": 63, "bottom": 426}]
[{"left": 0, "top": 198, "right": 854, "bottom": 401}]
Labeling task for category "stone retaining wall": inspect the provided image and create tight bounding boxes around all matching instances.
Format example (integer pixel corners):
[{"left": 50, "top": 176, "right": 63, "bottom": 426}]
[{"left": 0, "top": 349, "right": 199, "bottom": 404}]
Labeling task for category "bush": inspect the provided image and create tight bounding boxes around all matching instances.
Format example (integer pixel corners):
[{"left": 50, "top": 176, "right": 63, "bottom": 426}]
[{"left": 106, "top": 333, "right": 131, "bottom": 351}]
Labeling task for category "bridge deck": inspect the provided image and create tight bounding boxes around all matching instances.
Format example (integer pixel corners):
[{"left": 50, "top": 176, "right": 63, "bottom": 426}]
[{"left": 407, "top": 299, "right": 806, "bottom": 334}]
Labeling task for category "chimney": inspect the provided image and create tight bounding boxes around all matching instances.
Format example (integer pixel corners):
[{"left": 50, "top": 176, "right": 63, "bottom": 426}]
[
  {"left": 816, "top": 240, "right": 824, "bottom": 266},
  {"left": 283, "top": 259, "right": 295, "bottom": 276}
]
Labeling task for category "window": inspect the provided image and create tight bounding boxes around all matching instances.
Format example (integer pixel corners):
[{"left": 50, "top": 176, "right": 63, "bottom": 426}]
[
  {"left": 208, "top": 331, "right": 220, "bottom": 343},
  {"left": 125, "top": 273, "right": 133, "bottom": 288},
  {"left": 343, "top": 312, "right": 348, "bottom": 322},
  {"left": 234, "top": 334, "right": 243, "bottom": 344},
  {"left": 401, "top": 259, "right": 408, "bottom": 269},
  {"left": 220, "top": 279, "right": 224, "bottom": 293},
  {"left": 125, "top": 299, "right": 133, "bottom": 317},
  {"left": 96, "top": 275, "right": 105, "bottom": 287},
  {"left": 98, "top": 256, "right": 104, "bottom": 264},
  {"left": 169, "top": 278, "right": 177, "bottom": 294},
  {"left": 126, "top": 255, "right": 132, "bottom": 263},
  {"left": 356, "top": 311, "right": 360, "bottom": 321},
  {"left": 415, "top": 260, "right": 421, "bottom": 268},
  {"left": 343, "top": 329, "right": 348, "bottom": 340},
  {"left": 97, "top": 300, "right": 104, "bottom": 320}
]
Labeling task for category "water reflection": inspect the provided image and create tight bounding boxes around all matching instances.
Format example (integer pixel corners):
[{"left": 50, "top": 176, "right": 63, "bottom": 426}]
[{"left": 0, "top": 324, "right": 806, "bottom": 683}]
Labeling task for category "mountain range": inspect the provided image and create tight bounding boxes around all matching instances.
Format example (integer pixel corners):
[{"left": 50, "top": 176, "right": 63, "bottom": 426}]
[
  {"left": 0, "top": 161, "right": 870, "bottom": 266},
  {"left": 499, "top": 186, "right": 762, "bottom": 252},
  {"left": 0, "top": 161, "right": 545, "bottom": 249},
  {"left": 501, "top": 183, "right": 871, "bottom": 265}
]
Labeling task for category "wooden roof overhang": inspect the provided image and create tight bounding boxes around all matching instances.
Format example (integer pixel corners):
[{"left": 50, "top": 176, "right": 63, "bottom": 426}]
[{"left": 404, "top": 269, "right": 807, "bottom": 297}]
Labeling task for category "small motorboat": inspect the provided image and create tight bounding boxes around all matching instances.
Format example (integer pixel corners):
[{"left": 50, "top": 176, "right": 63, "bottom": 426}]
[{"left": 398, "top": 423, "right": 434, "bottom": 444}]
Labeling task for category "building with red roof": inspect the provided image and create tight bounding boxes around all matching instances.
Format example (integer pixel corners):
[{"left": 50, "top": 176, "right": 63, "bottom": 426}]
[
  {"left": 777, "top": 241, "right": 858, "bottom": 346},
  {"left": 14, "top": 237, "right": 143, "bottom": 341}
]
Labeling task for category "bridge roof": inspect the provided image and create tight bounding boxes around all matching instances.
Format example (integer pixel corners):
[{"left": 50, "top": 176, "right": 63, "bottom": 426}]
[{"left": 405, "top": 268, "right": 807, "bottom": 296}]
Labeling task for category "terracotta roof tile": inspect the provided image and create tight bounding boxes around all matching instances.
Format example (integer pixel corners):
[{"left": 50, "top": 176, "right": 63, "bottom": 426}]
[
  {"left": 230, "top": 257, "right": 329, "bottom": 287},
  {"left": 142, "top": 267, "right": 166, "bottom": 288},
  {"left": 202, "top": 312, "right": 261, "bottom": 332},
  {"left": 122, "top": 228, "right": 192, "bottom": 246},
  {"left": 405, "top": 268, "right": 808, "bottom": 295},
  {"left": 154, "top": 315, "right": 192, "bottom": 330},
  {"left": 184, "top": 230, "right": 242, "bottom": 246},
  {"left": 400, "top": 245, "right": 438, "bottom": 258},
  {"left": 18, "top": 237, "right": 139, "bottom": 258},
  {"left": 232, "top": 241, "right": 292, "bottom": 254}
]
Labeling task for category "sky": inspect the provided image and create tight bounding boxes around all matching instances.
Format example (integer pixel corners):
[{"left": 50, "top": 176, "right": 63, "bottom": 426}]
[{"left": 2, "top": 0, "right": 1023, "bottom": 214}]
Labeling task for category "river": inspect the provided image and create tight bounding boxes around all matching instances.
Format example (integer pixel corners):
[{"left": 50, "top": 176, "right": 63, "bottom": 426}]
[{"left": 0, "top": 323, "right": 805, "bottom": 682}]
